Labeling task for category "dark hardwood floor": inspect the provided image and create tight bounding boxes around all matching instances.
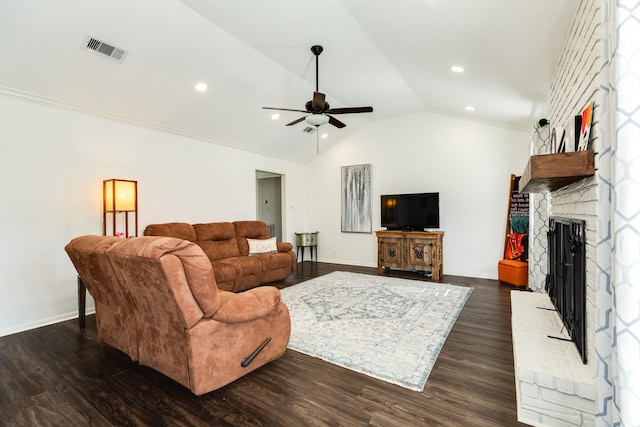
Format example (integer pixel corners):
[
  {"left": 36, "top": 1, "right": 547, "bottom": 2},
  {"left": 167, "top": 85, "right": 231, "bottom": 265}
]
[{"left": 0, "top": 262, "right": 527, "bottom": 426}]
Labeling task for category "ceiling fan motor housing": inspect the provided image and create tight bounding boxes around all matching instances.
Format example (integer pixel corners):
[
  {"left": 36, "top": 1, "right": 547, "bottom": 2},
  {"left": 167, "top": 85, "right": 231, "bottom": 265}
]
[{"left": 305, "top": 99, "right": 330, "bottom": 113}]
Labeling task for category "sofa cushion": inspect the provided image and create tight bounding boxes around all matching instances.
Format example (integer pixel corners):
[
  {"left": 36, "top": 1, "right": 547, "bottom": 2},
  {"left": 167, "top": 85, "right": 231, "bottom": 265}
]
[
  {"left": 194, "top": 222, "right": 240, "bottom": 261},
  {"left": 255, "top": 252, "right": 296, "bottom": 272},
  {"left": 234, "top": 221, "right": 270, "bottom": 256},
  {"left": 256, "top": 252, "right": 297, "bottom": 283},
  {"left": 209, "top": 260, "right": 238, "bottom": 292},
  {"left": 247, "top": 237, "right": 278, "bottom": 255},
  {"left": 144, "top": 222, "right": 197, "bottom": 242},
  {"left": 219, "top": 256, "right": 262, "bottom": 292}
]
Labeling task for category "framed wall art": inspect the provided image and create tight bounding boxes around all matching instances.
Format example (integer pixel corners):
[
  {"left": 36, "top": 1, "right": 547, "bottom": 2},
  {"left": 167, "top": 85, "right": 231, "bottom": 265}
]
[
  {"left": 578, "top": 102, "right": 593, "bottom": 151},
  {"left": 341, "top": 164, "right": 372, "bottom": 233}
]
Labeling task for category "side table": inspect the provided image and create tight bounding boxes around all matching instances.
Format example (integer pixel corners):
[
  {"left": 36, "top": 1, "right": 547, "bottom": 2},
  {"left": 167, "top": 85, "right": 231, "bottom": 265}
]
[
  {"left": 78, "top": 276, "right": 86, "bottom": 329},
  {"left": 295, "top": 232, "right": 319, "bottom": 262}
]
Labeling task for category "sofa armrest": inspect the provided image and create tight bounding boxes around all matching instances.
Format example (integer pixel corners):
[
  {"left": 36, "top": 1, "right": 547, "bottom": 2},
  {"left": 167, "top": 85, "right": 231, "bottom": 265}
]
[
  {"left": 211, "top": 287, "right": 281, "bottom": 323},
  {"left": 277, "top": 242, "right": 293, "bottom": 252}
]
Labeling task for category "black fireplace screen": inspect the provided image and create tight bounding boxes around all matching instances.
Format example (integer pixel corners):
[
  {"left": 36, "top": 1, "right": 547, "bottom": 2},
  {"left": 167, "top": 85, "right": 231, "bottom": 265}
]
[{"left": 546, "top": 217, "right": 587, "bottom": 364}]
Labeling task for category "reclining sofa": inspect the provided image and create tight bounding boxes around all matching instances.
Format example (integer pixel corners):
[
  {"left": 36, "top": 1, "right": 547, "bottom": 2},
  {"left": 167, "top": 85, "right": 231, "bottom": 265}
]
[
  {"left": 65, "top": 235, "right": 291, "bottom": 395},
  {"left": 144, "top": 220, "right": 296, "bottom": 292}
]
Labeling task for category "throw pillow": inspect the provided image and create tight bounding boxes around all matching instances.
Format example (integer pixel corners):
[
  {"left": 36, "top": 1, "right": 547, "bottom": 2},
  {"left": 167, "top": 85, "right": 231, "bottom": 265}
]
[{"left": 247, "top": 237, "right": 278, "bottom": 255}]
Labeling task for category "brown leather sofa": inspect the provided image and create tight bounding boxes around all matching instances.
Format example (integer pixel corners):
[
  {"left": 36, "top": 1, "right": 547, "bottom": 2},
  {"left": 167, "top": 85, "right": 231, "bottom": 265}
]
[
  {"left": 144, "top": 220, "right": 297, "bottom": 292},
  {"left": 65, "top": 235, "right": 291, "bottom": 395}
]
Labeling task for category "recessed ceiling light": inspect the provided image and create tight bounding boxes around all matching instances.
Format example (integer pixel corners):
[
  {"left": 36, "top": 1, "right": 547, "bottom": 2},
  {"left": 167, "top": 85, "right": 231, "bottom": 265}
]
[
  {"left": 271, "top": 113, "right": 280, "bottom": 120},
  {"left": 194, "top": 82, "right": 207, "bottom": 92},
  {"left": 451, "top": 65, "right": 465, "bottom": 73},
  {"left": 321, "top": 133, "right": 328, "bottom": 139},
  {"left": 465, "top": 105, "right": 475, "bottom": 111}
]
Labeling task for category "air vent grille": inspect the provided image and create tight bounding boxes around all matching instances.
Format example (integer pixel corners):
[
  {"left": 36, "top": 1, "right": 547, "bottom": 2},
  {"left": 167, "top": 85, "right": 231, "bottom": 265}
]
[{"left": 83, "top": 35, "right": 128, "bottom": 63}]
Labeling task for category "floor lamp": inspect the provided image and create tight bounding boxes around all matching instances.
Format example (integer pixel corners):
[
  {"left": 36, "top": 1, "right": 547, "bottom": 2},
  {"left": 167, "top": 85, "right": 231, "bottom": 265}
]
[{"left": 103, "top": 179, "right": 138, "bottom": 237}]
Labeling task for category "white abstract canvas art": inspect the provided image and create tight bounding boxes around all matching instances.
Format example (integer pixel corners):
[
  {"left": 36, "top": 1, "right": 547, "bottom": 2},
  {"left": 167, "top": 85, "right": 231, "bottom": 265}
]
[{"left": 341, "top": 164, "right": 371, "bottom": 233}]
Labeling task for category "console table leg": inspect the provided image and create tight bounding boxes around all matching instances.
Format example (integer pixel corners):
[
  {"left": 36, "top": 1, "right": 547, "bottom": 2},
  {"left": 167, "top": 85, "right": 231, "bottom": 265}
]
[{"left": 77, "top": 276, "right": 86, "bottom": 330}]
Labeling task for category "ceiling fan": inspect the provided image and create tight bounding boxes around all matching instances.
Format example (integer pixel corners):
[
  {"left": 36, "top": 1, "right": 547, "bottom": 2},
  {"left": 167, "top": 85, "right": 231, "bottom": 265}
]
[{"left": 262, "top": 45, "right": 373, "bottom": 129}]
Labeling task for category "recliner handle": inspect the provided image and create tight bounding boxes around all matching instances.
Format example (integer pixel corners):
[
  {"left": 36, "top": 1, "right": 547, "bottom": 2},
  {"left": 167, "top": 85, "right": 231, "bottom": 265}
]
[{"left": 241, "top": 337, "right": 272, "bottom": 368}]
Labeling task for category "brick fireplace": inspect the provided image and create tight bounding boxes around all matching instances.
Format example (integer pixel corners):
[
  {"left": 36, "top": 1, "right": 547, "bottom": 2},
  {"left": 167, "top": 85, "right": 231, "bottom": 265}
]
[
  {"left": 511, "top": 215, "right": 594, "bottom": 426},
  {"left": 514, "top": 143, "right": 597, "bottom": 426},
  {"left": 512, "top": 2, "right": 601, "bottom": 423}
]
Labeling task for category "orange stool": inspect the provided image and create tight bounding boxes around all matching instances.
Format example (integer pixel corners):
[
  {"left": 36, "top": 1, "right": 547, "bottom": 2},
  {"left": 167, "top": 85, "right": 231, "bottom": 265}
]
[{"left": 498, "top": 259, "right": 528, "bottom": 287}]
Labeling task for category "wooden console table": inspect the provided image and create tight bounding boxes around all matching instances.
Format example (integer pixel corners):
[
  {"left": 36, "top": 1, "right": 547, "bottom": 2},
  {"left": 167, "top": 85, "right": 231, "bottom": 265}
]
[{"left": 376, "top": 230, "right": 444, "bottom": 281}]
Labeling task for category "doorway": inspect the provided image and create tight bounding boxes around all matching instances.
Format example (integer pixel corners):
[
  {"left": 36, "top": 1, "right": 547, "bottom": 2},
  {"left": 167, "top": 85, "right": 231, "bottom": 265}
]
[{"left": 256, "top": 170, "right": 283, "bottom": 242}]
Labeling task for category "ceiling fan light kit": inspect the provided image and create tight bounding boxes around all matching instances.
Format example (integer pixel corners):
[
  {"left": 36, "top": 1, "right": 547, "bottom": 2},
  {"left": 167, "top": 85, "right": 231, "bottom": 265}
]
[
  {"left": 306, "top": 114, "right": 330, "bottom": 126},
  {"left": 262, "top": 45, "right": 373, "bottom": 130}
]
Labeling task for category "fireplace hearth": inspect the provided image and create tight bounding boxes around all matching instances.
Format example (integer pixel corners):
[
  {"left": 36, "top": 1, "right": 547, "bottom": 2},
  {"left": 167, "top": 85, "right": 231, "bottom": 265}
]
[{"left": 546, "top": 216, "right": 587, "bottom": 364}]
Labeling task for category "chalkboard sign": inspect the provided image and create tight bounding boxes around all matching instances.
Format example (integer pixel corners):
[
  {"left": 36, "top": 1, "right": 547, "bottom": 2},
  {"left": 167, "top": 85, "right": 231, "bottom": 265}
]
[
  {"left": 511, "top": 192, "right": 529, "bottom": 215},
  {"left": 510, "top": 177, "right": 529, "bottom": 215}
]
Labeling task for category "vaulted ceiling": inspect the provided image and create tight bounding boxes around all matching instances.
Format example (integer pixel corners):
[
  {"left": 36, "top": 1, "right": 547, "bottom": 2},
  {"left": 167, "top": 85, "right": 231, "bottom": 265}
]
[{"left": 0, "top": 0, "right": 577, "bottom": 163}]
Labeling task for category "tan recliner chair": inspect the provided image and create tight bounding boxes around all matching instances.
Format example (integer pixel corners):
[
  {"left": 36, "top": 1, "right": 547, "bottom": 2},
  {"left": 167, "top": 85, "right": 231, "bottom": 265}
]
[
  {"left": 65, "top": 235, "right": 291, "bottom": 395},
  {"left": 65, "top": 235, "right": 139, "bottom": 360}
]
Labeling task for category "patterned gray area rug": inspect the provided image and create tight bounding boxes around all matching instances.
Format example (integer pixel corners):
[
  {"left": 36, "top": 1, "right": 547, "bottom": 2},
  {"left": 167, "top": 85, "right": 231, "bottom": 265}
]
[{"left": 280, "top": 271, "right": 473, "bottom": 391}]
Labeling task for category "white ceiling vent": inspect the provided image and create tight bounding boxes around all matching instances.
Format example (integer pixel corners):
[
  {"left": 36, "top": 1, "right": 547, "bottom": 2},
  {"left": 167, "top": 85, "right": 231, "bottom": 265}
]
[
  {"left": 82, "top": 35, "right": 128, "bottom": 63},
  {"left": 302, "top": 126, "right": 316, "bottom": 134}
]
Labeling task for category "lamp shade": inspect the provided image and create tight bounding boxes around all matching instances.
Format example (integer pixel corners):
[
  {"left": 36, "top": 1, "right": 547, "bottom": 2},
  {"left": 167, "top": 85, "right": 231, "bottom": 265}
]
[
  {"left": 104, "top": 179, "right": 137, "bottom": 212},
  {"left": 305, "top": 114, "right": 329, "bottom": 126}
]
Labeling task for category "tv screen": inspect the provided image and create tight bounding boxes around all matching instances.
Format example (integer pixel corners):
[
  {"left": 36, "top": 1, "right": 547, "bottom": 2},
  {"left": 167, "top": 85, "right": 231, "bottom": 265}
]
[{"left": 381, "top": 192, "right": 440, "bottom": 230}]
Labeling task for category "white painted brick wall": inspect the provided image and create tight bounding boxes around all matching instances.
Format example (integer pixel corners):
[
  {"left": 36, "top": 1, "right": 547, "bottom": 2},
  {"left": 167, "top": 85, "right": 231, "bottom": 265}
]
[
  {"left": 524, "top": 1, "right": 603, "bottom": 427},
  {"left": 546, "top": 0, "right": 601, "bottom": 365}
]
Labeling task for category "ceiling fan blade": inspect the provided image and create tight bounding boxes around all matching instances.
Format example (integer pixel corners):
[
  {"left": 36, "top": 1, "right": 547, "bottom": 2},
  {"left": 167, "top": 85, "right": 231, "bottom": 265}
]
[
  {"left": 312, "top": 92, "right": 326, "bottom": 111},
  {"left": 328, "top": 115, "right": 347, "bottom": 128},
  {"left": 286, "top": 116, "right": 307, "bottom": 126},
  {"left": 262, "top": 107, "right": 307, "bottom": 113},
  {"left": 326, "top": 106, "right": 374, "bottom": 114}
]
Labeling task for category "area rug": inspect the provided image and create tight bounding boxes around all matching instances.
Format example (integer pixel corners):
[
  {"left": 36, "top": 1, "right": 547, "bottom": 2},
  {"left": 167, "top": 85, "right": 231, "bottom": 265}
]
[{"left": 279, "top": 271, "right": 472, "bottom": 391}]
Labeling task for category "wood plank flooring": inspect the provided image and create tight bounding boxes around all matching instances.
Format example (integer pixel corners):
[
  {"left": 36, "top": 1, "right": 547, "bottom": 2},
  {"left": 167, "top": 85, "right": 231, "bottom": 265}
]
[{"left": 0, "top": 262, "right": 528, "bottom": 426}]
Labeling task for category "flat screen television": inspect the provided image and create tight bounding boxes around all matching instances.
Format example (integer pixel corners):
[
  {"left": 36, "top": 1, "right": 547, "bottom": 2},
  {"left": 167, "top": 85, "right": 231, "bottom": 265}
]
[{"left": 381, "top": 192, "right": 440, "bottom": 230}]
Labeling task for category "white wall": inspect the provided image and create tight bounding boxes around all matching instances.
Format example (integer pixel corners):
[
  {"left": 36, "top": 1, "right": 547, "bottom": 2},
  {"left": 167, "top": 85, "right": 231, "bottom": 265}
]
[
  {"left": 0, "top": 94, "right": 531, "bottom": 336},
  {"left": 0, "top": 95, "right": 307, "bottom": 336},
  {"left": 305, "top": 110, "right": 531, "bottom": 278}
]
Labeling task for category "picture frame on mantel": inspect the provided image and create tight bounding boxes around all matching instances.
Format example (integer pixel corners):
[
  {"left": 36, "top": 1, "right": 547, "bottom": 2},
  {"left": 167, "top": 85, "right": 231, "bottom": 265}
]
[
  {"left": 558, "top": 115, "right": 581, "bottom": 153},
  {"left": 578, "top": 102, "right": 593, "bottom": 151},
  {"left": 341, "top": 164, "right": 372, "bottom": 233},
  {"left": 550, "top": 127, "right": 565, "bottom": 154}
]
